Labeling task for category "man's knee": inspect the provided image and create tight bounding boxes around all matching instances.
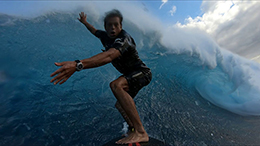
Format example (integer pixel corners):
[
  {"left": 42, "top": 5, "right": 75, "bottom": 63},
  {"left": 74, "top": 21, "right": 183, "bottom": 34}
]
[
  {"left": 110, "top": 80, "right": 117, "bottom": 91},
  {"left": 110, "top": 78, "right": 127, "bottom": 92},
  {"left": 110, "top": 80, "right": 121, "bottom": 92}
]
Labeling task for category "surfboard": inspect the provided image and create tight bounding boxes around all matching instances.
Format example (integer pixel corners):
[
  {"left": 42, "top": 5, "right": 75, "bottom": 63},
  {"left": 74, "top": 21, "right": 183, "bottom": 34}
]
[{"left": 102, "top": 137, "right": 170, "bottom": 146}]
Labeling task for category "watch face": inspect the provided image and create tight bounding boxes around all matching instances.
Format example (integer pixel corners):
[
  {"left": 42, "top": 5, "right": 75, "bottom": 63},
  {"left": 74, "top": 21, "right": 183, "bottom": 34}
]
[
  {"left": 78, "top": 64, "right": 83, "bottom": 69},
  {"left": 76, "top": 62, "right": 83, "bottom": 71}
]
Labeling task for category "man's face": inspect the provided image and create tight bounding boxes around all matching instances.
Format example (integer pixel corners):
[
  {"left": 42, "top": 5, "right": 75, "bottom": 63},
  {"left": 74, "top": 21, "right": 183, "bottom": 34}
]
[{"left": 105, "top": 17, "right": 122, "bottom": 39}]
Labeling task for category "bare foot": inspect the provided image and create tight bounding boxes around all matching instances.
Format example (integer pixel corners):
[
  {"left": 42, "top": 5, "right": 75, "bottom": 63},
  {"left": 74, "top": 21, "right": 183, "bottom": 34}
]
[
  {"left": 122, "top": 130, "right": 133, "bottom": 137},
  {"left": 116, "top": 131, "right": 149, "bottom": 144}
]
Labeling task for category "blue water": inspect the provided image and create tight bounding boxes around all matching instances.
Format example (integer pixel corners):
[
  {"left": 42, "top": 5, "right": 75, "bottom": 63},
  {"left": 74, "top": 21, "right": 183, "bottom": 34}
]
[{"left": 1, "top": 12, "right": 260, "bottom": 146}]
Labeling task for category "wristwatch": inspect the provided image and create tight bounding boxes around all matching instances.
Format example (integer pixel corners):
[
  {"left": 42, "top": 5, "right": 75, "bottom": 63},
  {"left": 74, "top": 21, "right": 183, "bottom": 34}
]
[{"left": 75, "top": 60, "right": 84, "bottom": 71}]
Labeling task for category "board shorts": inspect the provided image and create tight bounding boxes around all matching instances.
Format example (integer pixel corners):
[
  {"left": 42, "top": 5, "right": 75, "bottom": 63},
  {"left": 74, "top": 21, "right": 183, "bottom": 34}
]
[{"left": 123, "top": 69, "right": 152, "bottom": 98}]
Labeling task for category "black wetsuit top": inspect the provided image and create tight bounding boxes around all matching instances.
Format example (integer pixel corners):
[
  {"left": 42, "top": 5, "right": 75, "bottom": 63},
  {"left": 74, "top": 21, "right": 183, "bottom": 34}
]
[{"left": 94, "top": 29, "right": 149, "bottom": 75}]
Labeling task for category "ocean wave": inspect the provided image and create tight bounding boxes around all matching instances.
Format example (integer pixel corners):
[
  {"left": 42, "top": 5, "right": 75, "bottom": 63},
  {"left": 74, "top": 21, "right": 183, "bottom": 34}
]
[{"left": 1, "top": 7, "right": 260, "bottom": 117}]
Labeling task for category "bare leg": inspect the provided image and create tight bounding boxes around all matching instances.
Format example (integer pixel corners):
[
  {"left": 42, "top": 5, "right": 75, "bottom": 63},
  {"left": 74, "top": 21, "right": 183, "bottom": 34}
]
[
  {"left": 115, "top": 101, "right": 134, "bottom": 136},
  {"left": 110, "top": 77, "right": 149, "bottom": 144}
]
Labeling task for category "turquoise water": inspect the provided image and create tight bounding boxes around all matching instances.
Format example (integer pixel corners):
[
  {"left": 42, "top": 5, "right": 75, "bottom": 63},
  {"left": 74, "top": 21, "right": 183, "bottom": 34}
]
[{"left": 1, "top": 12, "right": 260, "bottom": 146}]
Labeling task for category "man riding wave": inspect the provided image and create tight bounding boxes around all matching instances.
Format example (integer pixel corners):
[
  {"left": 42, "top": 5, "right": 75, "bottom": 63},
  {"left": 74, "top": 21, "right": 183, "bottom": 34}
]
[{"left": 50, "top": 9, "right": 152, "bottom": 144}]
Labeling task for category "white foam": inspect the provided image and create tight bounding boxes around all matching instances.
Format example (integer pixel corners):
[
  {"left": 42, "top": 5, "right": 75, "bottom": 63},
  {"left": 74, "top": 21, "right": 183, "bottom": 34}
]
[
  {"left": 158, "top": 23, "right": 260, "bottom": 115},
  {"left": 0, "top": 1, "right": 163, "bottom": 34},
  {"left": 121, "top": 122, "right": 128, "bottom": 135}
]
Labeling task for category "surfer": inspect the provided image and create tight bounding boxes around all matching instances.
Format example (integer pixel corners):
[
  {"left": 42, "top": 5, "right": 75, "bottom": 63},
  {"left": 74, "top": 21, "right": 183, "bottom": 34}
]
[{"left": 50, "top": 9, "right": 151, "bottom": 144}]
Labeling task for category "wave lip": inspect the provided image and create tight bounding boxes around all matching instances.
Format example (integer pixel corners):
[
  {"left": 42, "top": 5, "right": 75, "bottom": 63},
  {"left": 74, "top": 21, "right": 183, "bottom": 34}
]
[{"left": 159, "top": 27, "right": 260, "bottom": 116}]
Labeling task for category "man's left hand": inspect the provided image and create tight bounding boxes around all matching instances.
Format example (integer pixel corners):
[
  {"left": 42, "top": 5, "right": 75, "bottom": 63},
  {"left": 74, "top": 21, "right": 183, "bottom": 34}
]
[{"left": 50, "top": 61, "right": 77, "bottom": 85}]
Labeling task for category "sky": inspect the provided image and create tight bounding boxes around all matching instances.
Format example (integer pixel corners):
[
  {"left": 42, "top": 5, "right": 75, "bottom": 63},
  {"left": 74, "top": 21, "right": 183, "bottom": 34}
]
[
  {"left": 143, "top": 0, "right": 260, "bottom": 62},
  {"left": 141, "top": 1, "right": 203, "bottom": 25},
  {"left": 0, "top": 0, "right": 260, "bottom": 63}
]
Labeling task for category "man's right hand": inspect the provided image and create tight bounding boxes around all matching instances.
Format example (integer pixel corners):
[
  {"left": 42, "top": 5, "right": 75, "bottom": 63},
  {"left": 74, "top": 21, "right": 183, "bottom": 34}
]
[
  {"left": 77, "top": 12, "right": 97, "bottom": 35},
  {"left": 78, "top": 12, "right": 87, "bottom": 24}
]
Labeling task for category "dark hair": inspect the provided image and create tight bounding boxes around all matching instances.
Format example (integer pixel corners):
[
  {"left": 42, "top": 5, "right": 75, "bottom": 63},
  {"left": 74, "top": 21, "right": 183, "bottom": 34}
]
[{"left": 104, "top": 9, "right": 123, "bottom": 27}]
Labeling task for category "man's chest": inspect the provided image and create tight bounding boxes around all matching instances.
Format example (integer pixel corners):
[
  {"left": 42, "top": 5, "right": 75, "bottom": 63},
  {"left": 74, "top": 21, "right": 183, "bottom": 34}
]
[{"left": 101, "top": 38, "right": 115, "bottom": 50}]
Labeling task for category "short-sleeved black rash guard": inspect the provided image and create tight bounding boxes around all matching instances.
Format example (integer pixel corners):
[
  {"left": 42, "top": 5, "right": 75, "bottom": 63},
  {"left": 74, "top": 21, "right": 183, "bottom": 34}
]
[{"left": 94, "top": 29, "right": 149, "bottom": 75}]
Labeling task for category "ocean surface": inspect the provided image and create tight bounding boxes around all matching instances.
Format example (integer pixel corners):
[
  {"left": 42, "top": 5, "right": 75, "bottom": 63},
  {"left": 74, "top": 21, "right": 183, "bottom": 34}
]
[{"left": 1, "top": 11, "right": 260, "bottom": 146}]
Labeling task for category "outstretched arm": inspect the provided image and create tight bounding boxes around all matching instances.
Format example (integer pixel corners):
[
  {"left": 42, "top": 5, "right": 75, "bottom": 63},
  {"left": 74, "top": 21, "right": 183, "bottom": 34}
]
[
  {"left": 50, "top": 48, "right": 121, "bottom": 85},
  {"left": 81, "top": 48, "right": 120, "bottom": 69},
  {"left": 78, "top": 12, "right": 97, "bottom": 35}
]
